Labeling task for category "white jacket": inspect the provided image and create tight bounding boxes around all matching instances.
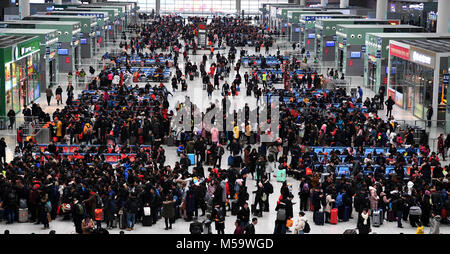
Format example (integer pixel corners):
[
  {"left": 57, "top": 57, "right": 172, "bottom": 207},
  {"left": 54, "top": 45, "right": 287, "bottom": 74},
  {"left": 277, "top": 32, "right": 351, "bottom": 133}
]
[{"left": 294, "top": 216, "right": 307, "bottom": 231}]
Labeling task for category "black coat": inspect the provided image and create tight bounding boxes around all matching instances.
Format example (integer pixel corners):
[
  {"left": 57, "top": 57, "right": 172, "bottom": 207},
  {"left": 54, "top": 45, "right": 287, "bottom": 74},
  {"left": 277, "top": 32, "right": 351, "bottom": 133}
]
[{"left": 357, "top": 213, "right": 371, "bottom": 234}]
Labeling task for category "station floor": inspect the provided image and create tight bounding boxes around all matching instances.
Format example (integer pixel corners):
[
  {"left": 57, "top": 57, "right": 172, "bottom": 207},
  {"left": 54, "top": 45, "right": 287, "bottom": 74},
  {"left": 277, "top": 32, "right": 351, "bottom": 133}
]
[{"left": 1, "top": 37, "right": 448, "bottom": 234}]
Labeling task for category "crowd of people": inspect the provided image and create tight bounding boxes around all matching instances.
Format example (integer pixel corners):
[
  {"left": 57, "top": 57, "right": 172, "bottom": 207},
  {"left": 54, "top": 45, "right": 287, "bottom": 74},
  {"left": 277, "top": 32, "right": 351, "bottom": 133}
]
[{"left": 0, "top": 14, "right": 448, "bottom": 235}]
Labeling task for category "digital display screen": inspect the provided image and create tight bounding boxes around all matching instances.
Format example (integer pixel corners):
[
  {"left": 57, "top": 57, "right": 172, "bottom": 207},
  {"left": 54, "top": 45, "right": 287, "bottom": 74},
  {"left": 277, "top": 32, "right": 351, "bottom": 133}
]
[
  {"left": 350, "top": 52, "right": 361, "bottom": 58},
  {"left": 58, "top": 49, "right": 69, "bottom": 55},
  {"left": 386, "top": 66, "right": 396, "bottom": 74},
  {"left": 325, "top": 41, "right": 335, "bottom": 47},
  {"left": 294, "top": 28, "right": 300, "bottom": 33},
  {"left": 80, "top": 38, "right": 88, "bottom": 45},
  {"left": 308, "top": 34, "right": 315, "bottom": 39},
  {"left": 108, "top": 25, "right": 112, "bottom": 30}
]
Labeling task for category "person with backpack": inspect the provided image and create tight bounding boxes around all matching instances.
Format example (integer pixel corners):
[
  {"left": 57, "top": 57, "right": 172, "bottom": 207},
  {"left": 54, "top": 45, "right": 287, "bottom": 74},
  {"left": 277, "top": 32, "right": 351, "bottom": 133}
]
[
  {"left": 211, "top": 204, "right": 225, "bottom": 234},
  {"left": 298, "top": 176, "right": 309, "bottom": 212},
  {"left": 294, "top": 211, "right": 310, "bottom": 234},
  {"left": 274, "top": 198, "right": 288, "bottom": 234},
  {"left": 262, "top": 176, "right": 273, "bottom": 212},
  {"left": 73, "top": 197, "right": 85, "bottom": 234}
]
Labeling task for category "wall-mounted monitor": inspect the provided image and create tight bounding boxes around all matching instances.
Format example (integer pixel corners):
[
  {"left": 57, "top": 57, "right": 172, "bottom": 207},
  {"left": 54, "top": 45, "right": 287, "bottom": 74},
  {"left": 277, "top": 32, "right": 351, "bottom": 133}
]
[
  {"left": 325, "top": 41, "right": 335, "bottom": 47},
  {"left": 308, "top": 34, "right": 315, "bottom": 39},
  {"left": 294, "top": 28, "right": 300, "bottom": 33},
  {"left": 80, "top": 38, "right": 88, "bottom": 45},
  {"left": 350, "top": 52, "right": 361, "bottom": 58},
  {"left": 58, "top": 49, "right": 69, "bottom": 55},
  {"left": 108, "top": 25, "right": 112, "bottom": 30}
]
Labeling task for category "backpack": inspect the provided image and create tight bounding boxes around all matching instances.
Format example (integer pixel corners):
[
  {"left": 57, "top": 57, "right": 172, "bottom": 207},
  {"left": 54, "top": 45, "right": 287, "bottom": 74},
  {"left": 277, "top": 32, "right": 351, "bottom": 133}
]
[
  {"left": 277, "top": 207, "right": 286, "bottom": 221},
  {"left": 303, "top": 221, "right": 311, "bottom": 233},
  {"left": 45, "top": 201, "right": 52, "bottom": 212},
  {"left": 77, "top": 203, "right": 84, "bottom": 216},
  {"left": 336, "top": 192, "right": 344, "bottom": 207},
  {"left": 302, "top": 183, "right": 310, "bottom": 193}
]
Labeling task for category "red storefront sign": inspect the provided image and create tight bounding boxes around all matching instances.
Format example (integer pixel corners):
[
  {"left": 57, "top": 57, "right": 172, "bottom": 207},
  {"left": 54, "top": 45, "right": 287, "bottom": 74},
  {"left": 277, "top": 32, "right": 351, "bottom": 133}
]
[{"left": 390, "top": 44, "right": 410, "bottom": 60}]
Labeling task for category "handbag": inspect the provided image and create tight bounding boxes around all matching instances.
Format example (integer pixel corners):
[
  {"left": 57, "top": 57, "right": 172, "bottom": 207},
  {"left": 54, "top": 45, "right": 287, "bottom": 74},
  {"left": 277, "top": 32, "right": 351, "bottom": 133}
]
[{"left": 286, "top": 218, "right": 293, "bottom": 227}]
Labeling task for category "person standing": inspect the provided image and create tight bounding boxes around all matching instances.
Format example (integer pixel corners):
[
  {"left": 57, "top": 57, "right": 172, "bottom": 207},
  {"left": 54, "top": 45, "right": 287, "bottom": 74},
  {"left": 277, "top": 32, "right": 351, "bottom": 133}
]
[
  {"left": 7, "top": 109, "right": 15, "bottom": 129},
  {"left": 438, "top": 133, "right": 446, "bottom": 161},
  {"left": 379, "top": 86, "right": 386, "bottom": 109},
  {"left": 162, "top": 194, "right": 176, "bottom": 230},
  {"left": 0, "top": 137, "right": 6, "bottom": 166},
  {"left": 17, "top": 127, "right": 23, "bottom": 150},
  {"left": 212, "top": 204, "right": 225, "bottom": 234},
  {"left": 385, "top": 96, "right": 395, "bottom": 118},
  {"left": 55, "top": 86, "right": 63, "bottom": 106},
  {"left": 294, "top": 211, "right": 307, "bottom": 234},
  {"left": 46, "top": 87, "right": 53, "bottom": 106},
  {"left": 79, "top": 69, "right": 86, "bottom": 87},
  {"left": 427, "top": 105, "right": 433, "bottom": 127},
  {"left": 357, "top": 208, "right": 371, "bottom": 234}
]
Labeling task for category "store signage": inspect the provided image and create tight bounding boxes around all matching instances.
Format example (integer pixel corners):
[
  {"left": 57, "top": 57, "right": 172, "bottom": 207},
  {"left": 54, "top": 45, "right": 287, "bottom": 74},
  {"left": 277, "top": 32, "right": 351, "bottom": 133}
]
[
  {"left": 338, "top": 43, "right": 344, "bottom": 49},
  {"left": 46, "top": 47, "right": 50, "bottom": 55},
  {"left": 412, "top": 51, "right": 431, "bottom": 65},
  {"left": 390, "top": 44, "right": 410, "bottom": 60},
  {"left": 74, "top": 40, "right": 79, "bottom": 46},
  {"left": 361, "top": 45, "right": 366, "bottom": 53},
  {"left": 444, "top": 74, "right": 449, "bottom": 84},
  {"left": 57, "top": 42, "right": 62, "bottom": 49},
  {"left": 343, "top": 38, "right": 347, "bottom": 46},
  {"left": 20, "top": 46, "right": 33, "bottom": 56},
  {"left": 368, "top": 55, "right": 376, "bottom": 63}
]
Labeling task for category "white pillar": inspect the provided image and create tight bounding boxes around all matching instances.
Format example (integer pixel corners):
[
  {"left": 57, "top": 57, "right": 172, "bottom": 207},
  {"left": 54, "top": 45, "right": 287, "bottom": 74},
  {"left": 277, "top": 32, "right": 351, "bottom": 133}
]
[
  {"left": 321, "top": 0, "right": 328, "bottom": 7},
  {"left": 19, "top": 0, "right": 30, "bottom": 19},
  {"left": 376, "top": 0, "right": 387, "bottom": 20},
  {"left": 437, "top": 0, "right": 450, "bottom": 34},
  {"left": 54, "top": 0, "right": 62, "bottom": 4},
  {"left": 300, "top": 0, "right": 306, "bottom": 6},
  {"left": 156, "top": 0, "right": 160, "bottom": 15},
  {"left": 340, "top": 0, "right": 349, "bottom": 9},
  {"left": 236, "top": 0, "right": 241, "bottom": 15}
]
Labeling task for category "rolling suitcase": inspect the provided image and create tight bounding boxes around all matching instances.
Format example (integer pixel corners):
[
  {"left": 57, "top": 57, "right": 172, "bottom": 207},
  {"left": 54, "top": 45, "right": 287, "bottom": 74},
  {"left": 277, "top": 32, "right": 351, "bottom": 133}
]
[
  {"left": 19, "top": 208, "right": 29, "bottom": 223},
  {"left": 143, "top": 207, "right": 152, "bottom": 226},
  {"left": 188, "top": 153, "right": 195, "bottom": 165},
  {"left": 343, "top": 206, "right": 350, "bottom": 222},
  {"left": 276, "top": 169, "right": 286, "bottom": 182},
  {"left": 118, "top": 210, "right": 127, "bottom": 229},
  {"left": 330, "top": 208, "right": 338, "bottom": 224},
  {"left": 343, "top": 229, "right": 357, "bottom": 234},
  {"left": 372, "top": 209, "right": 381, "bottom": 227},
  {"left": 314, "top": 211, "right": 324, "bottom": 225}
]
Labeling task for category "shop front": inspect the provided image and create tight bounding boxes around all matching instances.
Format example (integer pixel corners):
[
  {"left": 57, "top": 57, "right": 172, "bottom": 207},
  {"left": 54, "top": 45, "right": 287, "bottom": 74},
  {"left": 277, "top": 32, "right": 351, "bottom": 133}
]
[
  {"left": 299, "top": 13, "right": 348, "bottom": 52},
  {"left": 48, "top": 10, "right": 110, "bottom": 50},
  {"left": 0, "top": 20, "right": 82, "bottom": 73},
  {"left": 25, "top": 15, "right": 97, "bottom": 59},
  {"left": 315, "top": 19, "right": 400, "bottom": 63},
  {"left": 335, "top": 24, "right": 422, "bottom": 76},
  {"left": 388, "top": 39, "right": 450, "bottom": 129},
  {"left": 364, "top": 32, "right": 450, "bottom": 93},
  {"left": 67, "top": 7, "right": 120, "bottom": 41},
  {"left": 387, "top": 1, "right": 438, "bottom": 32},
  {"left": 287, "top": 10, "right": 323, "bottom": 42},
  {"left": 0, "top": 35, "right": 40, "bottom": 116},
  {"left": 0, "top": 28, "right": 59, "bottom": 92}
]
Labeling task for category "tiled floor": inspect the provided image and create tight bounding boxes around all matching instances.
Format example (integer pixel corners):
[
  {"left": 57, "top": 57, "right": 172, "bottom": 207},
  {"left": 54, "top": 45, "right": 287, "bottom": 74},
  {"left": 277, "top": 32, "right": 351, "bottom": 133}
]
[{"left": 1, "top": 29, "right": 448, "bottom": 235}]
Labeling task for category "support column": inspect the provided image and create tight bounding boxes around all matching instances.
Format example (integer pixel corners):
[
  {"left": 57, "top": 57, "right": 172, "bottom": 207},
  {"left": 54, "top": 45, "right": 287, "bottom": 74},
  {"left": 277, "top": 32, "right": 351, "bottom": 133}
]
[
  {"left": 321, "top": 0, "right": 328, "bottom": 7},
  {"left": 340, "top": 0, "right": 349, "bottom": 9},
  {"left": 236, "top": 0, "right": 241, "bottom": 16},
  {"left": 53, "top": 0, "right": 62, "bottom": 4},
  {"left": 19, "top": 0, "right": 30, "bottom": 19},
  {"left": 437, "top": 0, "right": 450, "bottom": 34},
  {"left": 376, "top": 0, "right": 387, "bottom": 20},
  {"left": 300, "top": 0, "right": 306, "bottom": 6},
  {"left": 156, "top": 0, "right": 160, "bottom": 15}
]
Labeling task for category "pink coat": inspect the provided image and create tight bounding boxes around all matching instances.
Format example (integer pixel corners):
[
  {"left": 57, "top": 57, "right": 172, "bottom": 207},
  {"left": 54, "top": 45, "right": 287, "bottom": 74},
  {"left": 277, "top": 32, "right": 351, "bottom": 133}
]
[{"left": 211, "top": 127, "right": 219, "bottom": 143}]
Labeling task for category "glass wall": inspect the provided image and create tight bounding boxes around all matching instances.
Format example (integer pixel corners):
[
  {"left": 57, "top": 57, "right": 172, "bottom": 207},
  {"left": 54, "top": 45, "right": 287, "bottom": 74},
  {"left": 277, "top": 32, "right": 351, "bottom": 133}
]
[
  {"left": 390, "top": 55, "right": 434, "bottom": 119},
  {"left": 161, "top": 0, "right": 236, "bottom": 14},
  {"left": 241, "top": 0, "right": 289, "bottom": 14},
  {"left": 133, "top": 0, "right": 289, "bottom": 14}
]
